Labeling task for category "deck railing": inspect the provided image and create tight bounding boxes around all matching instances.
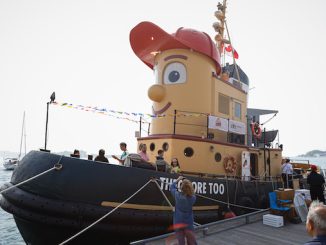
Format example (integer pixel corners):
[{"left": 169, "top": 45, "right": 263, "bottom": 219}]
[{"left": 139, "top": 109, "right": 281, "bottom": 150}]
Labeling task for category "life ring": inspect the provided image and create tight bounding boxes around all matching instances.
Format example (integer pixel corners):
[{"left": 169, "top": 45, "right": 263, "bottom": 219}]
[
  {"left": 223, "top": 156, "right": 237, "bottom": 174},
  {"left": 251, "top": 122, "right": 262, "bottom": 139}
]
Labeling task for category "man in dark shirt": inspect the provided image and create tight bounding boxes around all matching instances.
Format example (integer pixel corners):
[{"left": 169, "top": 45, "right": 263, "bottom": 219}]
[
  {"left": 307, "top": 165, "right": 325, "bottom": 204},
  {"left": 94, "top": 149, "right": 109, "bottom": 163},
  {"left": 304, "top": 201, "right": 326, "bottom": 245}
]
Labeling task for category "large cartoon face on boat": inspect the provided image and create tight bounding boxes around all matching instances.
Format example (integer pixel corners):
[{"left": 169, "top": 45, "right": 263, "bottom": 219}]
[{"left": 130, "top": 22, "right": 221, "bottom": 134}]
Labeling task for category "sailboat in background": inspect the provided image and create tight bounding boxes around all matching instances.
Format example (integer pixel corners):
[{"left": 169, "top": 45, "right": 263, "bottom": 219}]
[{"left": 3, "top": 112, "right": 27, "bottom": 170}]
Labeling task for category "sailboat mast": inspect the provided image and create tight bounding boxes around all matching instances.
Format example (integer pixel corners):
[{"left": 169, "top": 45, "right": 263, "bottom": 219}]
[
  {"left": 24, "top": 114, "right": 27, "bottom": 156},
  {"left": 18, "top": 111, "right": 25, "bottom": 160}
]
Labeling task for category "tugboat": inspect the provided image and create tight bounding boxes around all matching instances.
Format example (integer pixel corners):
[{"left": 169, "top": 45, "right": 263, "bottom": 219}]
[{"left": 1, "top": 2, "right": 284, "bottom": 244}]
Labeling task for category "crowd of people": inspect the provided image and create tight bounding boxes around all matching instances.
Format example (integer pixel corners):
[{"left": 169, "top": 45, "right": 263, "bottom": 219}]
[{"left": 70, "top": 143, "right": 184, "bottom": 174}]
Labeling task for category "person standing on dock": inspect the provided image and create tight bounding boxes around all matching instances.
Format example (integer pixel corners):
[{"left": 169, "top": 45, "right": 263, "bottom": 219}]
[
  {"left": 281, "top": 159, "right": 293, "bottom": 188},
  {"left": 307, "top": 165, "right": 325, "bottom": 204},
  {"left": 170, "top": 176, "right": 197, "bottom": 245},
  {"left": 304, "top": 201, "right": 326, "bottom": 245}
]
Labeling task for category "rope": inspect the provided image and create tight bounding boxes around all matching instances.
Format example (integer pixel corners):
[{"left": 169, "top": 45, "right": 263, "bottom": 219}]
[
  {"left": 155, "top": 178, "right": 263, "bottom": 212},
  {"left": 255, "top": 181, "right": 259, "bottom": 202},
  {"left": 196, "top": 193, "right": 265, "bottom": 211},
  {"left": 151, "top": 179, "right": 174, "bottom": 211},
  {"left": 224, "top": 20, "right": 241, "bottom": 83},
  {"left": 0, "top": 155, "right": 63, "bottom": 195},
  {"left": 226, "top": 177, "right": 230, "bottom": 208},
  {"left": 59, "top": 179, "right": 153, "bottom": 245},
  {"left": 260, "top": 113, "right": 277, "bottom": 126},
  {"left": 234, "top": 179, "right": 238, "bottom": 204}
]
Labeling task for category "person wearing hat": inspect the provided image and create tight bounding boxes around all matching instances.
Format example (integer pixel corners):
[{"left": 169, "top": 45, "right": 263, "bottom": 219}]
[{"left": 307, "top": 165, "right": 325, "bottom": 204}]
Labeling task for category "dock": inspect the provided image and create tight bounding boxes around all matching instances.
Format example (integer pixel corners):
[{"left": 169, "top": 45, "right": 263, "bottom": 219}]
[{"left": 131, "top": 210, "right": 311, "bottom": 245}]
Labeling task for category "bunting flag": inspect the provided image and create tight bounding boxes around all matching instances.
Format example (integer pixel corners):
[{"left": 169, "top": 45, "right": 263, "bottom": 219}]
[
  {"left": 51, "top": 101, "right": 209, "bottom": 123},
  {"left": 224, "top": 44, "right": 239, "bottom": 59}
]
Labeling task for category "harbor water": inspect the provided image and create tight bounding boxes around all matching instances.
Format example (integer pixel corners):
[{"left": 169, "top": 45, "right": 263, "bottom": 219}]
[
  {"left": 0, "top": 169, "right": 24, "bottom": 245},
  {"left": 0, "top": 156, "right": 325, "bottom": 244}
]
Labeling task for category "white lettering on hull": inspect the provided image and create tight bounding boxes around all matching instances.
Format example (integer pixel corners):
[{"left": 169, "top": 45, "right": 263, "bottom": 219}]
[{"left": 159, "top": 177, "right": 225, "bottom": 196}]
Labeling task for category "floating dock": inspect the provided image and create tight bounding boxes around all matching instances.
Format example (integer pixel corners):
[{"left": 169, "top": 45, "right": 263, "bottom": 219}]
[{"left": 131, "top": 210, "right": 311, "bottom": 245}]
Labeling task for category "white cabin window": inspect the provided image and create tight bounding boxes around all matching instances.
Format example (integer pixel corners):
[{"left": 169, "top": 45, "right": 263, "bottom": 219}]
[
  {"left": 218, "top": 93, "right": 230, "bottom": 115},
  {"left": 234, "top": 102, "right": 241, "bottom": 118}
]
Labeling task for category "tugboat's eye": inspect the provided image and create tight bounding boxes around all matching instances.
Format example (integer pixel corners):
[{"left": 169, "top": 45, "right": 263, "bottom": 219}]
[{"left": 163, "top": 62, "right": 187, "bottom": 84}]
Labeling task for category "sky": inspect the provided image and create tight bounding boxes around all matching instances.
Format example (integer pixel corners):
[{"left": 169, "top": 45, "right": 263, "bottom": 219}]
[{"left": 0, "top": 0, "right": 325, "bottom": 157}]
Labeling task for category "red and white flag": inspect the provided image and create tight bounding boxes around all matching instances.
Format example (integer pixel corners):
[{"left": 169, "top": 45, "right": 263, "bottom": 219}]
[{"left": 225, "top": 44, "right": 239, "bottom": 59}]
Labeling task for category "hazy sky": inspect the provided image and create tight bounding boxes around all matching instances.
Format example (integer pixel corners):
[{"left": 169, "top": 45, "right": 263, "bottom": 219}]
[{"left": 0, "top": 0, "right": 325, "bottom": 157}]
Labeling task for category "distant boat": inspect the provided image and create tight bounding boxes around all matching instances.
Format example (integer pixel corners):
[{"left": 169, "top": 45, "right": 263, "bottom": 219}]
[
  {"left": 3, "top": 158, "right": 19, "bottom": 170},
  {"left": 2, "top": 112, "right": 26, "bottom": 170}
]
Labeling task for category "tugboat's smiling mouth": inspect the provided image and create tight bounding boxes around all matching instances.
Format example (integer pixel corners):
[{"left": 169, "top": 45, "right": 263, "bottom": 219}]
[{"left": 152, "top": 102, "right": 172, "bottom": 115}]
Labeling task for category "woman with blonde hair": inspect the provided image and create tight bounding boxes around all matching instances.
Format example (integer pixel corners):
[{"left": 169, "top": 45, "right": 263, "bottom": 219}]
[{"left": 170, "top": 176, "right": 197, "bottom": 245}]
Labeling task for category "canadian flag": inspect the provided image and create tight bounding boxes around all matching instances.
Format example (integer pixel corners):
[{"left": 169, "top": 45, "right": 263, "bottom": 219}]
[{"left": 225, "top": 44, "right": 239, "bottom": 59}]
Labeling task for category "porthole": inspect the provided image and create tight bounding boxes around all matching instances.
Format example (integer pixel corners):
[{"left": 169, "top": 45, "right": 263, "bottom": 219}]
[
  {"left": 184, "top": 147, "right": 194, "bottom": 157},
  {"left": 215, "top": 153, "right": 222, "bottom": 162},
  {"left": 162, "top": 142, "right": 169, "bottom": 151},
  {"left": 149, "top": 143, "right": 155, "bottom": 151}
]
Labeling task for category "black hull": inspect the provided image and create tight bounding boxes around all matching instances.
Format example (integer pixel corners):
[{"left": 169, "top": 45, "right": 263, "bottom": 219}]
[{"left": 0, "top": 151, "right": 280, "bottom": 244}]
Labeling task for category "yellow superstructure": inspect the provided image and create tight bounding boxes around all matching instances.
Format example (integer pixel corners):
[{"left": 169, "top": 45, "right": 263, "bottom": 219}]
[{"left": 130, "top": 11, "right": 282, "bottom": 179}]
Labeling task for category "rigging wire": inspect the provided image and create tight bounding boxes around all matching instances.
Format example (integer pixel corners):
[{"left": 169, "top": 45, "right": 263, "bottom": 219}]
[
  {"left": 0, "top": 156, "right": 63, "bottom": 195},
  {"left": 260, "top": 113, "right": 278, "bottom": 126}
]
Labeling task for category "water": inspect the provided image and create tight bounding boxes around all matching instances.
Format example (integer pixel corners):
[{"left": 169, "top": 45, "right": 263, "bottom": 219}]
[{"left": 0, "top": 169, "right": 24, "bottom": 245}]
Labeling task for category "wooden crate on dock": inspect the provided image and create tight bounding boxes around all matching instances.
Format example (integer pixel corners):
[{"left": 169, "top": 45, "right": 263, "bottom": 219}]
[
  {"left": 263, "top": 214, "right": 284, "bottom": 227},
  {"left": 275, "top": 189, "right": 294, "bottom": 201}
]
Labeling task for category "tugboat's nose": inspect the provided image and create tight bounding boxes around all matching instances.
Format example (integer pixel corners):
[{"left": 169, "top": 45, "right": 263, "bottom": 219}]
[{"left": 148, "top": 84, "right": 166, "bottom": 102}]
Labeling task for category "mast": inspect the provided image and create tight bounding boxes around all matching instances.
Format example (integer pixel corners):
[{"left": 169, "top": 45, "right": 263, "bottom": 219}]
[
  {"left": 18, "top": 111, "right": 26, "bottom": 160},
  {"left": 24, "top": 113, "right": 27, "bottom": 156},
  {"left": 213, "top": 0, "right": 227, "bottom": 56},
  {"left": 213, "top": 0, "right": 241, "bottom": 82}
]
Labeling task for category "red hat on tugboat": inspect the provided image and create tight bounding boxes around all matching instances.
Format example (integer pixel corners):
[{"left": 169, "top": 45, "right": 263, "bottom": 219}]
[
  {"left": 130, "top": 21, "right": 221, "bottom": 74},
  {"left": 310, "top": 165, "right": 317, "bottom": 171}
]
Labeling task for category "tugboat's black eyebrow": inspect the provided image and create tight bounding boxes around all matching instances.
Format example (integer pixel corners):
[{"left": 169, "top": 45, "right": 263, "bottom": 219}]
[{"left": 164, "top": 55, "right": 188, "bottom": 61}]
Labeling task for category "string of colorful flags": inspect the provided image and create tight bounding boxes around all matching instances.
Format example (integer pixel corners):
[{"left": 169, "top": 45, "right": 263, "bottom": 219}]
[{"left": 51, "top": 101, "right": 208, "bottom": 123}]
